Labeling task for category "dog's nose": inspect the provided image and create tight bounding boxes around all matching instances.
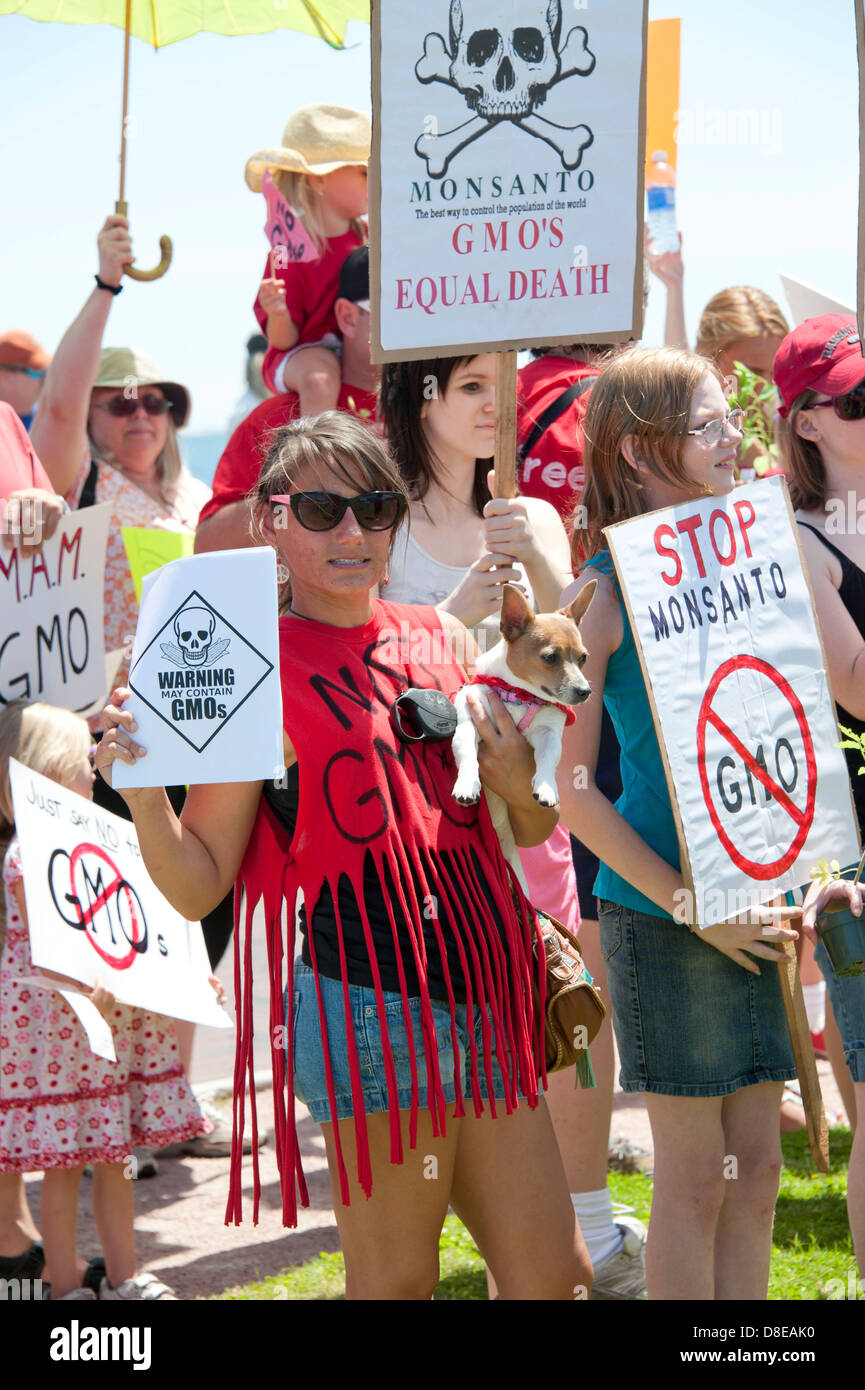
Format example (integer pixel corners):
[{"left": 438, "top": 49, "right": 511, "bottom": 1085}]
[{"left": 562, "top": 684, "right": 592, "bottom": 705}]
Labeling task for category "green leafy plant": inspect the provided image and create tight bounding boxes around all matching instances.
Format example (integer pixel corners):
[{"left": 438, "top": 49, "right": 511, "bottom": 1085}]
[
  {"left": 810, "top": 724, "right": 865, "bottom": 887},
  {"left": 731, "top": 361, "right": 782, "bottom": 478}
]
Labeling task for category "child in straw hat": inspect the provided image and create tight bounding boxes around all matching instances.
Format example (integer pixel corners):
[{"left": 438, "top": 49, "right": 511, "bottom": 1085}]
[{"left": 246, "top": 104, "right": 370, "bottom": 414}]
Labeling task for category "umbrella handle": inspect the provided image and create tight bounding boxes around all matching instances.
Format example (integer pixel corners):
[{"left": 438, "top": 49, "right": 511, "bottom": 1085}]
[{"left": 114, "top": 200, "right": 172, "bottom": 282}]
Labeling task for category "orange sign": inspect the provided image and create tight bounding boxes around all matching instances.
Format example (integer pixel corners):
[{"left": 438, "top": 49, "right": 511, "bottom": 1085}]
[{"left": 646, "top": 17, "right": 681, "bottom": 173}]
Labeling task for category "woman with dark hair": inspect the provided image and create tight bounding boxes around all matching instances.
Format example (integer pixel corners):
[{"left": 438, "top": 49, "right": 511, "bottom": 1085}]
[
  {"left": 379, "top": 354, "right": 571, "bottom": 646},
  {"left": 95, "top": 411, "right": 590, "bottom": 1301},
  {"left": 778, "top": 314, "right": 865, "bottom": 1276}
]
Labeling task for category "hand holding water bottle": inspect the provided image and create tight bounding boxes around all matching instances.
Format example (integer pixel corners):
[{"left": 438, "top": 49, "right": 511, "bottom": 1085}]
[{"left": 646, "top": 150, "right": 679, "bottom": 256}]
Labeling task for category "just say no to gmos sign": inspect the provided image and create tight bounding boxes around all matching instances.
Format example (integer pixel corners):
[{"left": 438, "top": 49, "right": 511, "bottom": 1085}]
[{"left": 606, "top": 477, "right": 861, "bottom": 926}]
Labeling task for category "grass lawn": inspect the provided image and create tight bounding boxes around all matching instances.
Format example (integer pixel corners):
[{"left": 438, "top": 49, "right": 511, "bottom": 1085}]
[{"left": 214, "top": 1128, "right": 859, "bottom": 1301}]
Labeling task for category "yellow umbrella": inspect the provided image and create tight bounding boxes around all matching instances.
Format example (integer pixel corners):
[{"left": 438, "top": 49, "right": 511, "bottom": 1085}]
[{"left": 1, "top": 0, "right": 370, "bottom": 278}]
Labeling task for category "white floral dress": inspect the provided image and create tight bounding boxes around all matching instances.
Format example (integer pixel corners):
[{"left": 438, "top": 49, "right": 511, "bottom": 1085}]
[{"left": 0, "top": 838, "right": 207, "bottom": 1172}]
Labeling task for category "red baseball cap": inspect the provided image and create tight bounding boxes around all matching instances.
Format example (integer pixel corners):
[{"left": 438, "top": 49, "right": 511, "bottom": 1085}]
[
  {"left": 0, "top": 330, "right": 51, "bottom": 371},
  {"left": 774, "top": 314, "right": 865, "bottom": 417}
]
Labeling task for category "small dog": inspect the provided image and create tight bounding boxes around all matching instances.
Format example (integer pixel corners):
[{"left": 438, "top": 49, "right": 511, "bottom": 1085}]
[{"left": 452, "top": 581, "right": 597, "bottom": 892}]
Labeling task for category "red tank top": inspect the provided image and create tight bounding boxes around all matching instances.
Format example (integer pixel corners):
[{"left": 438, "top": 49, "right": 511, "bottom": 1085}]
[{"left": 227, "top": 601, "right": 546, "bottom": 1227}]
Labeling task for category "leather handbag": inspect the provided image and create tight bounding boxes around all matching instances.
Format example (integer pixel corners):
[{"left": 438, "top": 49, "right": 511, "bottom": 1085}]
[{"left": 533, "top": 911, "right": 607, "bottom": 1077}]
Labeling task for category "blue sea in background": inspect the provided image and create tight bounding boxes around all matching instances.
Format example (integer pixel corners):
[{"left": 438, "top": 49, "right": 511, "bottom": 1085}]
[{"left": 182, "top": 434, "right": 227, "bottom": 490}]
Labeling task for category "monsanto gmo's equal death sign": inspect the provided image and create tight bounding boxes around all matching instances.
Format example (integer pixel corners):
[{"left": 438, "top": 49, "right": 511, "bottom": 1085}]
[{"left": 606, "top": 477, "right": 860, "bottom": 926}]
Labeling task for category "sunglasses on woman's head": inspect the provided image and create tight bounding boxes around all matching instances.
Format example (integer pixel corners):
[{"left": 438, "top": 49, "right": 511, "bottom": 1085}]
[
  {"left": 270, "top": 491, "right": 407, "bottom": 532},
  {"left": 809, "top": 379, "right": 865, "bottom": 422},
  {"left": 92, "top": 394, "right": 172, "bottom": 417}
]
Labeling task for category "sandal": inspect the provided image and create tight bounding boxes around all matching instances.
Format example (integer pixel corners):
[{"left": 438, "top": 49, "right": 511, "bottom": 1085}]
[{"left": 0, "top": 1241, "right": 44, "bottom": 1284}]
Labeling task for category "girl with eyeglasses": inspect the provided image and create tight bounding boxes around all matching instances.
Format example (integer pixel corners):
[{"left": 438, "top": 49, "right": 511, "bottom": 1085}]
[
  {"left": 94, "top": 411, "right": 590, "bottom": 1300},
  {"left": 779, "top": 314, "right": 865, "bottom": 1277},
  {"left": 558, "top": 347, "right": 802, "bottom": 1301}
]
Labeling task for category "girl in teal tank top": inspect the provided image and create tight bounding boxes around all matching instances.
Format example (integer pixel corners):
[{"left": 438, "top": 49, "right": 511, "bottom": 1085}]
[{"left": 558, "top": 348, "right": 800, "bottom": 1301}]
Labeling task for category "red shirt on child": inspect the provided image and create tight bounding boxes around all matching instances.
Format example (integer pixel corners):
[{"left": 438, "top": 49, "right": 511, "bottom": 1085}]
[
  {"left": 254, "top": 228, "right": 363, "bottom": 394},
  {"left": 198, "top": 384, "right": 379, "bottom": 526},
  {"left": 516, "top": 356, "right": 602, "bottom": 522}
]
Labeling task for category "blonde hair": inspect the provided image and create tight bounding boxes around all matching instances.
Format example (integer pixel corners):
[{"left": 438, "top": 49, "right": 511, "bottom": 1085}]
[
  {"left": 696, "top": 286, "right": 789, "bottom": 363},
  {"left": 273, "top": 169, "right": 367, "bottom": 257},
  {"left": 87, "top": 416, "right": 184, "bottom": 500},
  {"left": 0, "top": 700, "right": 90, "bottom": 829},
  {"left": 576, "top": 347, "right": 726, "bottom": 560}
]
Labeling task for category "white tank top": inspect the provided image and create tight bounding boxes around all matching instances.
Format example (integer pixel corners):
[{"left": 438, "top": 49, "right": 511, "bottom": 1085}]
[{"left": 380, "top": 528, "right": 533, "bottom": 652}]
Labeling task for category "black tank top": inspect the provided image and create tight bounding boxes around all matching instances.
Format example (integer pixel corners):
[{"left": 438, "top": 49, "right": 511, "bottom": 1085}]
[
  {"left": 262, "top": 768, "right": 500, "bottom": 1003},
  {"left": 799, "top": 521, "right": 865, "bottom": 833}
]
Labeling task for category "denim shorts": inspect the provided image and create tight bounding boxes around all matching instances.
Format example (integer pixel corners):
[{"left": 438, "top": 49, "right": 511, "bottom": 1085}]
[
  {"left": 598, "top": 900, "right": 796, "bottom": 1097},
  {"left": 289, "top": 961, "right": 508, "bottom": 1122},
  {"left": 815, "top": 938, "right": 865, "bottom": 1083}
]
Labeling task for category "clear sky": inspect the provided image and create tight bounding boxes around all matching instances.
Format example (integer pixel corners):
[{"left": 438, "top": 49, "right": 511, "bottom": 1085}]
[{"left": 0, "top": 0, "right": 859, "bottom": 432}]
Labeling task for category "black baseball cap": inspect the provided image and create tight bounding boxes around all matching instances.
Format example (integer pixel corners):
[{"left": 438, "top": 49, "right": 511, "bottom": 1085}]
[{"left": 337, "top": 247, "right": 369, "bottom": 309}]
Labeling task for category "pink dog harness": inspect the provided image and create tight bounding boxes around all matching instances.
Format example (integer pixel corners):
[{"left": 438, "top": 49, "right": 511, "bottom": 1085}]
[{"left": 468, "top": 674, "right": 577, "bottom": 733}]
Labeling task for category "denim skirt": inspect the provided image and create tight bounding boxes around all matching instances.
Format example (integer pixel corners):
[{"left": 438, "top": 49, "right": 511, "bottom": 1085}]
[
  {"left": 815, "top": 938, "right": 865, "bottom": 1083},
  {"left": 290, "top": 961, "right": 508, "bottom": 1122},
  {"left": 598, "top": 900, "right": 797, "bottom": 1097}
]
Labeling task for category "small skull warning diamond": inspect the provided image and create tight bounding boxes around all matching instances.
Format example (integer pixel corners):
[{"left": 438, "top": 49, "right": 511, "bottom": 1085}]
[{"left": 127, "top": 589, "right": 274, "bottom": 753}]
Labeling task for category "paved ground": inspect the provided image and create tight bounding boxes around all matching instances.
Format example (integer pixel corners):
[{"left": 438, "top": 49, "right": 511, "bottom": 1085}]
[{"left": 23, "top": 920, "right": 848, "bottom": 1300}]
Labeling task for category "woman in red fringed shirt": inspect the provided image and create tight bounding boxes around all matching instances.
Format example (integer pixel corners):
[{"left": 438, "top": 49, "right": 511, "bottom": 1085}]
[{"left": 96, "top": 412, "right": 590, "bottom": 1301}]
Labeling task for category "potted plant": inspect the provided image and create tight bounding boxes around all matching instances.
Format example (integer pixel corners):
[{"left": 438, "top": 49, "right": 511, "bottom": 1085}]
[
  {"left": 808, "top": 725, "right": 865, "bottom": 977},
  {"left": 730, "top": 362, "right": 786, "bottom": 482}
]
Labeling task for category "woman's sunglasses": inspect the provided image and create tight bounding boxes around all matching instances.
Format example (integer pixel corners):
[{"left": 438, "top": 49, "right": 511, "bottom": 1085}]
[
  {"left": 92, "top": 394, "right": 172, "bottom": 418},
  {"left": 0, "top": 364, "right": 46, "bottom": 380},
  {"left": 809, "top": 380, "right": 865, "bottom": 422},
  {"left": 271, "top": 491, "right": 407, "bottom": 532}
]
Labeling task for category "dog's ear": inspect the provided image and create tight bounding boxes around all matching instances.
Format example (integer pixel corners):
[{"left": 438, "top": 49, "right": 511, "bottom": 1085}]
[
  {"left": 500, "top": 583, "right": 534, "bottom": 642},
  {"left": 563, "top": 579, "right": 597, "bottom": 628}
]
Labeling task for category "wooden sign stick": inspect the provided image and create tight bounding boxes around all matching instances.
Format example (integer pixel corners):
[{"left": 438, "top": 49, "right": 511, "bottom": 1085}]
[
  {"left": 494, "top": 351, "right": 518, "bottom": 499},
  {"left": 777, "top": 936, "right": 829, "bottom": 1173}
]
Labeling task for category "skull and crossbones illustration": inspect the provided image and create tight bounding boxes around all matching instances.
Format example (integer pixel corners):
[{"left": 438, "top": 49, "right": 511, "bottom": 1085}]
[
  {"left": 160, "top": 605, "right": 231, "bottom": 668},
  {"left": 415, "top": 0, "right": 596, "bottom": 177}
]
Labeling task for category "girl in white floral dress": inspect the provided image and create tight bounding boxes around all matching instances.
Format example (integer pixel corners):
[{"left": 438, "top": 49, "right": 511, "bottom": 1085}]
[{"left": 0, "top": 701, "right": 205, "bottom": 1299}]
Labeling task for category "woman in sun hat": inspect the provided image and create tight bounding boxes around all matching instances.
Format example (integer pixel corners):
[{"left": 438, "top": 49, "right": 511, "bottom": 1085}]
[
  {"left": 31, "top": 217, "right": 207, "bottom": 717},
  {"left": 246, "top": 104, "right": 369, "bottom": 415},
  {"left": 29, "top": 219, "right": 239, "bottom": 1014}
]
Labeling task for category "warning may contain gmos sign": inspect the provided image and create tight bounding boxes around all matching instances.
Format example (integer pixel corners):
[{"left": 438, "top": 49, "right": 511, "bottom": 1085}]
[
  {"left": 114, "top": 548, "right": 282, "bottom": 789},
  {"left": 606, "top": 476, "right": 860, "bottom": 926}
]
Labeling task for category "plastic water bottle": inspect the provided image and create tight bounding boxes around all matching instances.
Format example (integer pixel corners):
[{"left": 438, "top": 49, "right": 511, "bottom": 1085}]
[{"left": 646, "top": 150, "right": 678, "bottom": 254}]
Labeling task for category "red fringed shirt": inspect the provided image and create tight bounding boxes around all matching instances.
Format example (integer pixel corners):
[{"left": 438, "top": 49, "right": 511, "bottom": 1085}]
[{"left": 228, "top": 601, "right": 547, "bottom": 1227}]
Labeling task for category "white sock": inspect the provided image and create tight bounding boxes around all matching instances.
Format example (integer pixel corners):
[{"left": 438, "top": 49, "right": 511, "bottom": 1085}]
[
  {"left": 274, "top": 352, "right": 290, "bottom": 394},
  {"left": 803, "top": 980, "right": 826, "bottom": 1034},
  {"left": 571, "top": 1188, "right": 622, "bottom": 1268}
]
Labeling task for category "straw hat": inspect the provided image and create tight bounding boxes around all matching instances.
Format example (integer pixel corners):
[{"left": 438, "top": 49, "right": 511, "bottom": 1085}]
[
  {"left": 245, "top": 104, "right": 371, "bottom": 192},
  {"left": 93, "top": 348, "right": 190, "bottom": 429}
]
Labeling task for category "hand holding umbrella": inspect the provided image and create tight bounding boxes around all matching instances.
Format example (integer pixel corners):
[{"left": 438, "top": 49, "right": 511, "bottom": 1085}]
[{"left": 1, "top": 0, "right": 369, "bottom": 284}]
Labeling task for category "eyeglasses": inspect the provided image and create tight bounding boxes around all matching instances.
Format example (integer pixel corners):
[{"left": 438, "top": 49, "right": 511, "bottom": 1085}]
[
  {"left": 809, "top": 380, "right": 865, "bottom": 422},
  {"left": 0, "top": 365, "right": 46, "bottom": 379},
  {"left": 91, "top": 394, "right": 171, "bottom": 418},
  {"left": 270, "top": 491, "right": 407, "bottom": 532},
  {"left": 686, "top": 408, "right": 744, "bottom": 445}
]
